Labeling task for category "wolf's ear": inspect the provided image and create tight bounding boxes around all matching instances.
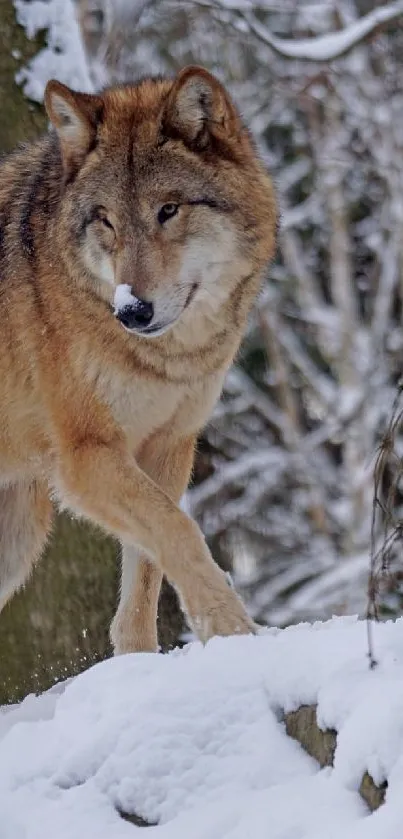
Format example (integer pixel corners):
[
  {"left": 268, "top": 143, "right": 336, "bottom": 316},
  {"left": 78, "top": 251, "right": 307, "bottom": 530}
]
[
  {"left": 44, "top": 80, "right": 103, "bottom": 176},
  {"left": 163, "top": 66, "right": 240, "bottom": 148}
]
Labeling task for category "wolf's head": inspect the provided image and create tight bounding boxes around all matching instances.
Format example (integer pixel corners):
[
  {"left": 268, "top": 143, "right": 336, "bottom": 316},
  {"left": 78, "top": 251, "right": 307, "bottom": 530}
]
[{"left": 45, "top": 67, "right": 275, "bottom": 338}]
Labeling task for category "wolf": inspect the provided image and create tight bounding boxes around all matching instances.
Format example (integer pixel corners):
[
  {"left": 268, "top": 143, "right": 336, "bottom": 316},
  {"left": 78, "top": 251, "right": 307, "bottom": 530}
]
[{"left": 0, "top": 66, "right": 276, "bottom": 653}]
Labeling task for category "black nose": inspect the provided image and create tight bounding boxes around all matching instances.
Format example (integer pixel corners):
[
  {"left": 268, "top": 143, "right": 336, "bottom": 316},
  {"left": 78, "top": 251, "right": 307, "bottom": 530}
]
[{"left": 117, "top": 298, "right": 154, "bottom": 330}]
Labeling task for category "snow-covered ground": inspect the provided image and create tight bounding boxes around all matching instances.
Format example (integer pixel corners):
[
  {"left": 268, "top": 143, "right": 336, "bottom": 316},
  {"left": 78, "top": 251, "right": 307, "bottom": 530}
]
[{"left": 1, "top": 617, "right": 403, "bottom": 838}]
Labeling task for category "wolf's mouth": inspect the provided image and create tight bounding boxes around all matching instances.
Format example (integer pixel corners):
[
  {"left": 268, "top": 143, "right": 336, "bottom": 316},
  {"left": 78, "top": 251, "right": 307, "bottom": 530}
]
[
  {"left": 116, "top": 317, "right": 175, "bottom": 338},
  {"left": 136, "top": 321, "right": 174, "bottom": 337},
  {"left": 185, "top": 282, "right": 199, "bottom": 309},
  {"left": 132, "top": 285, "right": 199, "bottom": 337}
]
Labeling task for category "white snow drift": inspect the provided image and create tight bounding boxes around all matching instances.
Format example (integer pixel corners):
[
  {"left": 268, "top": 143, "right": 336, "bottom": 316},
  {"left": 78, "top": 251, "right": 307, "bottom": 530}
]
[{"left": 1, "top": 617, "right": 403, "bottom": 838}]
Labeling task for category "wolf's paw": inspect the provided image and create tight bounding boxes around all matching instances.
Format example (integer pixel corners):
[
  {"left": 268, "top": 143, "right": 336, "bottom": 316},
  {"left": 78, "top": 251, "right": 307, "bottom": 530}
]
[{"left": 185, "top": 583, "right": 256, "bottom": 643}]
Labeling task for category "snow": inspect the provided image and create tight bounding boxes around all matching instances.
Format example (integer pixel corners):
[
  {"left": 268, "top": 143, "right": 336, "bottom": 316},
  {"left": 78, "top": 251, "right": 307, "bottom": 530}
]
[
  {"left": 242, "top": 1, "right": 403, "bottom": 62},
  {"left": 1, "top": 617, "right": 403, "bottom": 838},
  {"left": 114, "top": 284, "right": 136, "bottom": 314},
  {"left": 14, "top": 0, "right": 93, "bottom": 101}
]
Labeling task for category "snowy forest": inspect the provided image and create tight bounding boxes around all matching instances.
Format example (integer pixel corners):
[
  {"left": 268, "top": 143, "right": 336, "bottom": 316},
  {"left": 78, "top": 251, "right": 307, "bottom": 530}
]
[
  {"left": 2, "top": 3, "right": 403, "bottom": 837},
  {"left": 1, "top": 0, "right": 403, "bottom": 705}
]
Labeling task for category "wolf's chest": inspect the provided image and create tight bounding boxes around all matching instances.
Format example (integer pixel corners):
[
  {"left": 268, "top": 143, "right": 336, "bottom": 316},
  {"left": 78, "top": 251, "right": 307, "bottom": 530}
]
[
  {"left": 93, "top": 365, "right": 224, "bottom": 447},
  {"left": 101, "top": 373, "right": 180, "bottom": 438}
]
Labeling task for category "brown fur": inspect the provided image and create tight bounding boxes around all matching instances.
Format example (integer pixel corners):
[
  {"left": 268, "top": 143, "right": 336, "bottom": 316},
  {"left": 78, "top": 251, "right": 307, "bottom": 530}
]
[{"left": 0, "top": 67, "right": 276, "bottom": 653}]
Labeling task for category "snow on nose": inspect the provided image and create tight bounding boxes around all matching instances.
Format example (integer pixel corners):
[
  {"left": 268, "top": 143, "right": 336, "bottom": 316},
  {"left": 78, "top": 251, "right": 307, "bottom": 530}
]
[{"left": 114, "top": 284, "right": 154, "bottom": 331}]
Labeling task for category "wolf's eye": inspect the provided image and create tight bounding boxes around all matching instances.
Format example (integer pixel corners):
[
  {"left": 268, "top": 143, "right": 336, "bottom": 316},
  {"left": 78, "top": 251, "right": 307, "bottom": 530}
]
[
  {"left": 100, "top": 216, "right": 114, "bottom": 231},
  {"left": 94, "top": 209, "right": 115, "bottom": 232},
  {"left": 158, "top": 203, "right": 179, "bottom": 225}
]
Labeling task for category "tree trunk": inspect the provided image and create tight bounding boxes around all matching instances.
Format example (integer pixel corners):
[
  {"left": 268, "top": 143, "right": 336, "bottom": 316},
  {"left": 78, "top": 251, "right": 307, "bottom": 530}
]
[
  {"left": 0, "top": 0, "right": 47, "bottom": 152},
  {"left": 0, "top": 4, "right": 184, "bottom": 705}
]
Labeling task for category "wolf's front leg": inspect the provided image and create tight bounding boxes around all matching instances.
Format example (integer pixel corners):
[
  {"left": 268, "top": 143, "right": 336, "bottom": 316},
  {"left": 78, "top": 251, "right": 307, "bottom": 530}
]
[
  {"left": 111, "top": 547, "right": 162, "bottom": 654},
  {"left": 57, "top": 430, "right": 255, "bottom": 647},
  {"left": 111, "top": 434, "right": 194, "bottom": 655}
]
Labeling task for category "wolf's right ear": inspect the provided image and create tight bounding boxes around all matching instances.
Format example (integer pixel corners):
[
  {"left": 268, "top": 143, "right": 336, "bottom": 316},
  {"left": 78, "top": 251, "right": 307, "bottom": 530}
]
[
  {"left": 162, "top": 66, "right": 241, "bottom": 150},
  {"left": 44, "top": 80, "right": 103, "bottom": 177}
]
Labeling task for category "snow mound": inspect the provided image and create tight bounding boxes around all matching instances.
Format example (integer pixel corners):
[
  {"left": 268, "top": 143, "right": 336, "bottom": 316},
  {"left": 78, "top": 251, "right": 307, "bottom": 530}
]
[{"left": 1, "top": 617, "right": 403, "bottom": 838}]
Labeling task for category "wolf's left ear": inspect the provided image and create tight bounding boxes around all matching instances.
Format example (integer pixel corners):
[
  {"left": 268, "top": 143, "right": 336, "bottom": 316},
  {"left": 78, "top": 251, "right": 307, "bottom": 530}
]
[
  {"left": 44, "top": 80, "right": 103, "bottom": 177},
  {"left": 163, "top": 66, "right": 240, "bottom": 148}
]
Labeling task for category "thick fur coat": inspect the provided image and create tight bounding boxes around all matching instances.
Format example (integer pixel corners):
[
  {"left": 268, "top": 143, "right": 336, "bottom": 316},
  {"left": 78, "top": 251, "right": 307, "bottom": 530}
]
[{"left": 0, "top": 67, "right": 276, "bottom": 652}]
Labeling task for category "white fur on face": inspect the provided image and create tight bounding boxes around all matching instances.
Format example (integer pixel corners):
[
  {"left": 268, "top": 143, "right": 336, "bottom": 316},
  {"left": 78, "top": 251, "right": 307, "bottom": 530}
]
[
  {"left": 148, "top": 221, "right": 238, "bottom": 327},
  {"left": 81, "top": 237, "right": 115, "bottom": 287}
]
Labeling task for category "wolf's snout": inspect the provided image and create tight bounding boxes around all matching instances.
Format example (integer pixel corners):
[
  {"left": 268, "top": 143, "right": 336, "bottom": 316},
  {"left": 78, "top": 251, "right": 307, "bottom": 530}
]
[{"left": 117, "top": 298, "right": 154, "bottom": 330}]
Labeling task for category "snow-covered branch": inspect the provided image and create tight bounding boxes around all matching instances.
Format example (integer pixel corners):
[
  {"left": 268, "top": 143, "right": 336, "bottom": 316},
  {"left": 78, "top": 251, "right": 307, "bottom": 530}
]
[{"left": 239, "top": 0, "right": 403, "bottom": 62}]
